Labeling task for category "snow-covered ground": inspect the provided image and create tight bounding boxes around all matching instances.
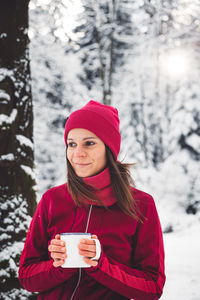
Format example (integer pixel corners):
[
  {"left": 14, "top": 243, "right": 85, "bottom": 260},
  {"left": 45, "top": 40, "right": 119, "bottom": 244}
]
[{"left": 161, "top": 223, "right": 200, "bottom": 299}]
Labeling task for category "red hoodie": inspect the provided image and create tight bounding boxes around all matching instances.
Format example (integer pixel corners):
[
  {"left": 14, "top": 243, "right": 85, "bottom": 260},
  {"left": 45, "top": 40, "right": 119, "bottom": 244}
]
[{"left": 18, "top": 167, "right": 165, "bottom": 299}]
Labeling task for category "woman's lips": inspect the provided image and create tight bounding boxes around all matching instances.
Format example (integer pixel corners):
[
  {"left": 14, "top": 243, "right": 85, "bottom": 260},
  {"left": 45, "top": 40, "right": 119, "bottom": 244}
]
[{"left": 74, "top": 163, "right": 91, "bottom": 166}]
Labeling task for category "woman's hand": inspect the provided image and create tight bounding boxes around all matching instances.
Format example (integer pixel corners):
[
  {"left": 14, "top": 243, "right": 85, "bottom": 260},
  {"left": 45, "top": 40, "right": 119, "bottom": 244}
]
[
  {"left": 48, "top": 234, "right": 67, "bottom": 267},
  {"left": 78, "top": 234, "right": 99, "bottom": 267}
]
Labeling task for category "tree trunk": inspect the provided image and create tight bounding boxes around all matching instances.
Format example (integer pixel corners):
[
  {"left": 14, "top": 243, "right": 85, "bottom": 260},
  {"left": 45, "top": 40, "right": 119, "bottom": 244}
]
[{"left": 0, "top": 0, "right": 37, "bottom": 298}]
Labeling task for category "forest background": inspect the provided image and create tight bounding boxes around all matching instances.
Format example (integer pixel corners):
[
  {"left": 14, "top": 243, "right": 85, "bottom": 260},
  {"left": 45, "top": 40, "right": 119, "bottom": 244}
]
[{"left": 0, "top": 0, "right": 200, "bottom": 299}]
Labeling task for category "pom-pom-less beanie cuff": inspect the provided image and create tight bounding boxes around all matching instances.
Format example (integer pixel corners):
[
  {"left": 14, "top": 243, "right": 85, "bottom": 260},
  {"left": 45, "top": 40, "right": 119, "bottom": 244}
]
[{"left": 64, "top": 100, "right": 121, "bottom": 160}]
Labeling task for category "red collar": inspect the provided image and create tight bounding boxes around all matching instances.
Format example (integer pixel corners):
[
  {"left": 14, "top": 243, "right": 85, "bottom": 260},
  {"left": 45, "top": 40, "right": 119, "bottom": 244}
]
[{"left": 82, "top": 167, "right": 116, "bottom": 207}]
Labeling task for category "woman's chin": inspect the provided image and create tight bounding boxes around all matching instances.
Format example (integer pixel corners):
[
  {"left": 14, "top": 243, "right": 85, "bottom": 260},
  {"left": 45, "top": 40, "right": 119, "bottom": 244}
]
[
  {"left": 75, "top": 170, "right": 93, "bottom": 178},
  {"left": 76, "top": 170, "right": 99, "bottom": 178},
  {"left": 74, "top": 165, "right": 106, "bottom": 178}
]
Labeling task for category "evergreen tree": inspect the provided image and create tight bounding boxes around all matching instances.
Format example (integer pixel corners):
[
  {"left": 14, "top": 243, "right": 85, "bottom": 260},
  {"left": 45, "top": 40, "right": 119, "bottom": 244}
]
[
  {"left": 0, "top": 1, "right": 37, "bottom": 298},
  {"left": 117, "top": 0, "right": 200, "bottom": 214},
  {"left": 119, "top": 0, "right": 200, "bottom": 166},
  {"left": 75, "top": 0, "right": 133, "bottom": 105}
]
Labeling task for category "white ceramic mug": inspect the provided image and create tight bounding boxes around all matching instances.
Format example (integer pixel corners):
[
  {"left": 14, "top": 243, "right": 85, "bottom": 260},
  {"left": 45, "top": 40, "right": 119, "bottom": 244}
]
[{"left": 60, "top": 233, "right": 101, "bottom": 268}]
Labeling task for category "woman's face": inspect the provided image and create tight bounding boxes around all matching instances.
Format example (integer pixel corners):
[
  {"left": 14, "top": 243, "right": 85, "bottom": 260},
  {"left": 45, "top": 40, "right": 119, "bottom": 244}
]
[{"left": 67, "top": 128, "right": 107, "bottom": 178}]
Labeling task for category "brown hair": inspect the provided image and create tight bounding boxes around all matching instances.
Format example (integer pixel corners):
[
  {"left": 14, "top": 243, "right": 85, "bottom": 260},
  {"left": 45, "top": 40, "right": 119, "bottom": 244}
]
[{"left": 66, "top": 146, "right": 143, "bottom": 222}]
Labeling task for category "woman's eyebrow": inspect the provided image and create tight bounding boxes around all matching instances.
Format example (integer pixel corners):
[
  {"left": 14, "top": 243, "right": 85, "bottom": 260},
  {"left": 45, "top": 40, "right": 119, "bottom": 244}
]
[
  {"left": 67, "top": 137, "right": 97, "bottom": 141},
  {"left": 83, "top": 137, "right": 97, "bottom": 140}
]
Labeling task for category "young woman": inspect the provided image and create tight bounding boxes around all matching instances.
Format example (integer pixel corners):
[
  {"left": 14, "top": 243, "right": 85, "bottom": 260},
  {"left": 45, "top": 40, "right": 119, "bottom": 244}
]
[{"left": 19, "top": 100, "right": 166, "bottom": 299}]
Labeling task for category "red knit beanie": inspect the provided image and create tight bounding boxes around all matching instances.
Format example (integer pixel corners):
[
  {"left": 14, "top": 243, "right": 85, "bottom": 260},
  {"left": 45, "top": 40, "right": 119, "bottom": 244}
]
[{"left": 64, "top": 100, "right": 121, "bottom": 160}]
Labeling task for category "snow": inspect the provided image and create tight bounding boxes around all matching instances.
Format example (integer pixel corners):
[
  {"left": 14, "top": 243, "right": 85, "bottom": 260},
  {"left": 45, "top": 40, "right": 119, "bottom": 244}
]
[
  {"left": 161, "top": 223, "right": 200, "bottom": 300},
  {"left": 21, "top": 95, "right": 29, "bottom": 103},
  {"left": 21, "top": 165, "right": 36, "bottom": 181},
  {"left": 14, "top": 91, "right": 19, "bottom": 97},
  {"left": 0, "top": 289, "right": 33, "bottom": 300},
  {"left": 3, "top": 218, "right": 12, "bottom": 224},
  {"left": 132, "top": 159, "right": 200, "bottom": 299},
  {"left": 0, "top": 233, "right": 12, "bottom": 242},
  {"left": 0, "top": 109, "right": 17, "bottom": 126},
  {"left": 0, "top": 89, "right": 11, "bottom": 102},
  {"left": 0, "top": 153, "right": 15, "bottom": 161},
  {"left": 1, "top": 0, "right": 199, "bottom": 298},
  {"left": 27, "top": 1, "right": 200, "bottom": 298},
  {"left": 0, "top": 68, "right": 13, "bottom": 82},
  {"left": 1, "top": 202, "right": 8, "bottom": 210},
  {"left": 0, "top": 242, "right": 25, "bottom": 279},
  {"left": 16, "top": 134, "right": 34, "bottom": 149},
  {"left": 186, "top": 133, "right": 200, "bottom": 150},
  {"left": 6, "top": 225, "right": 15, "bottom": 232},
  {"left": 0, "top": 33, "right": 7, "bottom": 38}
]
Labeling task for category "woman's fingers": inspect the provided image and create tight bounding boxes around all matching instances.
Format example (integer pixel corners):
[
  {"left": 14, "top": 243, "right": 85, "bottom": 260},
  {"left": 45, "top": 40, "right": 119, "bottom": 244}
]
[
  {"left": 78, "top": 249, "right": 95, "bottom": 258},
  {"left": 79, "top": 241, "right": 96, "bottom": 252},
  {"left": 50, "top": 234, "right": 100, "bottom": 267},
  {"left": 48, "top": 244, "right": 66, "bottom": 253},
  {"left": 78, "top": 235, "right": 99, "bottom": 262},
  {"left": 78, "top": 239, "right": 96, "bottom": 255},
  {"left": 83, "top": 256, "right": 98, "bottom": 267},
  {"left": 91, "top": 234, "right": 98, "bottom": 239},
  {"left": 48, "top": 235, "right": 65, "bottom": 252},
  {"left": 53, "top": 259, "right": 65, "bottom": 267},
  {"left": 49, "top": 236, "right": 65, "bottom": 247},
  {"left": 49, "top": 235, "right": 67, "bottom": 267},
  {"left": 50, "top": 250, "right": 67, "bottom": 260}
]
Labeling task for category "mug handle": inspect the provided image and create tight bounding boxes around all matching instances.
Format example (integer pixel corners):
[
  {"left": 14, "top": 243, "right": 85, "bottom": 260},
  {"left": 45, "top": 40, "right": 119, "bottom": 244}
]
[{"left": 91, "top": 238, "right": 101, "bottom": 261}]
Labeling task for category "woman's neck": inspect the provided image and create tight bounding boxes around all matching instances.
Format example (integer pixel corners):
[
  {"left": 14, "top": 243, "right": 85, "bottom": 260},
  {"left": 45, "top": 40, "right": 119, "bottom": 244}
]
[{"left": 81, "top": 167, "right": 116, "bottom": 207}]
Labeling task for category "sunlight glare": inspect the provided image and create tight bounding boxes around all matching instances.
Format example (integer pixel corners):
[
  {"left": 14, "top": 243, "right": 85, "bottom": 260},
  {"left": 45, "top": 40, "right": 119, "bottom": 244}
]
[
  {"left": 160, "top": 50, "right": 190, "bottom": 79},
  {"left": 62, "top": 0, "right": 84, "bottom": 41}
]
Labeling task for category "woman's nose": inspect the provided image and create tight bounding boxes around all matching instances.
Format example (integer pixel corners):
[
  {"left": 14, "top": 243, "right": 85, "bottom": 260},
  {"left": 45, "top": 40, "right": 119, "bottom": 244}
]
[{"left": 74, "top": 145, "right": 86, "bottom": 157}]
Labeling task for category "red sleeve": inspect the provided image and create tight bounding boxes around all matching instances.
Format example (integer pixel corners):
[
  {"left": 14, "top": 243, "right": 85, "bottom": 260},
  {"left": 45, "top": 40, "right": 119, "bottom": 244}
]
[
  {"left": 85, "top": 196, "right": 166, "bottom": 299},
  {"left": 18, "top": 196, "right": 77, "bottom": 293}
]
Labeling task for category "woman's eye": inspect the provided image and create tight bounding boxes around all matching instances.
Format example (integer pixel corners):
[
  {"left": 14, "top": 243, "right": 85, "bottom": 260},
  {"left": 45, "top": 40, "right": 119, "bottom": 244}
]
[
  {"left": 85, "top": 141, "right": 95, "bottom": 146},
  {"left": 67, "top": 142, "right": 76, "bottom": 148}
]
